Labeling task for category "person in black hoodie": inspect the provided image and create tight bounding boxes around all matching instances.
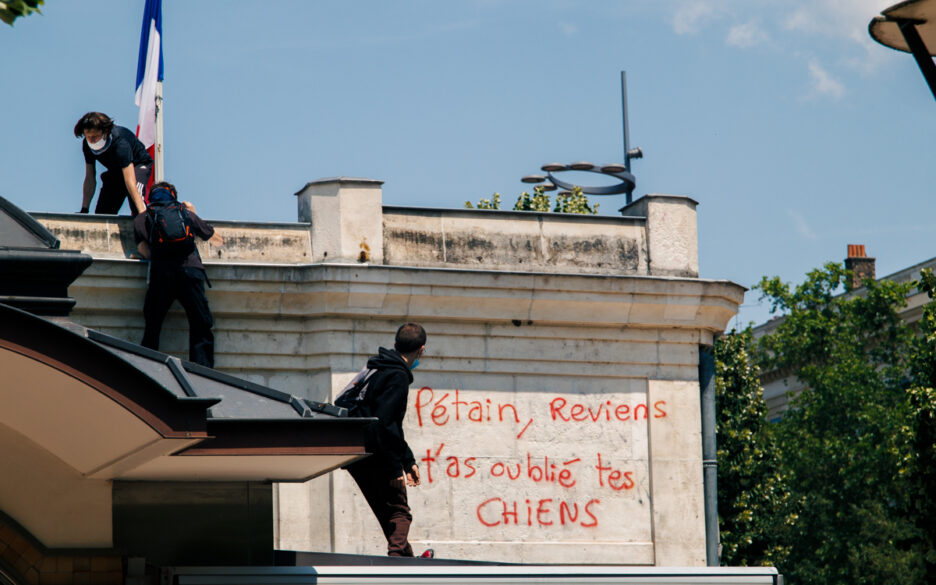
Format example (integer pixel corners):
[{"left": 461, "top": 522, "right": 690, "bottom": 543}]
[{"left": 345, "top": 322, "right": 426, "bottom": 557}]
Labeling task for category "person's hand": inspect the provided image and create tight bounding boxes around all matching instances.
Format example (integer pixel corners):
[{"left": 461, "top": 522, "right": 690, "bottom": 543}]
[
  {"left": 182, "top": 200, "right": 196, "bottom": 214},
  {"left": 405, "top": 464, "right": 420, "bottom": 487}
]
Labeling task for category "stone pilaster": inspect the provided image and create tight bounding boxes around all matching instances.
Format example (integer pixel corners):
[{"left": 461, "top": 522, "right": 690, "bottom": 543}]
[
  {"left": 621, "top": 194, "right": 699, "bottom": 278},
  {"left": 295, "top": 178, "right": 384, "bottom": 264}
]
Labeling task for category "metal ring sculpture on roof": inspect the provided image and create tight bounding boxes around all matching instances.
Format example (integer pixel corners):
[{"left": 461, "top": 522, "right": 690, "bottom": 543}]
[
  {"left": 519, "top": 72, "right": 643, "bottom": 204},
  {"left": 521, "top": 160, "right": 639, "bottom": 198},
  {"left": 542, "top": 163, "right": 637, "bottom": 196}
]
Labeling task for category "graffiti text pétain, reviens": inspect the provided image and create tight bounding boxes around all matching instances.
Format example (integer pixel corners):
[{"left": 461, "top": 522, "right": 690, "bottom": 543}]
[{"left": 411, "top": 387, "right": 666, "bottom": 530}]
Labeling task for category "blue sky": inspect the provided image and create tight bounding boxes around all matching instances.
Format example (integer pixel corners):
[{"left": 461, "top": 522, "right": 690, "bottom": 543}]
[{"left": 2, "top": 0, "right": 934, "bottom": 326}]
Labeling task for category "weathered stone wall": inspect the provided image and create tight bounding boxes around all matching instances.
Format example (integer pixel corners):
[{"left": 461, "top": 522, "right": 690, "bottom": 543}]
[
  {"left": 37, "top": 215, "right": 312, "bottom": 264},
  {"left": 382, "top": 206, "right": 646, "bottom": 274},
  {"left": 33, "top": 178, "right": 743, "bottom": 565}
]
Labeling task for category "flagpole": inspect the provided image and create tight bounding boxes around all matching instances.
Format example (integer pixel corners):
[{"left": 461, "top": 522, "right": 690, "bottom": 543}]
[
  {"left": 136, "top": 0, "right": 163, "bottom": 191},
  {"left": 154, "top": 80, "right": 164, "bottom": 182}
]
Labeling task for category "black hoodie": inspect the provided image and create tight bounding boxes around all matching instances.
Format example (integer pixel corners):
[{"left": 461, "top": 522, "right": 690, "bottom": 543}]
[{"left": 351, "top": 347, "right": 417, "bottom": 479}]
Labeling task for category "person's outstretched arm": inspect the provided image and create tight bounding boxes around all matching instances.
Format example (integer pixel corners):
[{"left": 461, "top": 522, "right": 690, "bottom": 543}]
[{"left": 80, "top": 164, "right": 96, "bottom": 212}]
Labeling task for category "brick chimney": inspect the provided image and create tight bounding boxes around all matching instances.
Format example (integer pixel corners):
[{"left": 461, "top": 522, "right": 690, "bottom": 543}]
[{"left": 844, "top": 244, "right": 875, "bottom": 291}]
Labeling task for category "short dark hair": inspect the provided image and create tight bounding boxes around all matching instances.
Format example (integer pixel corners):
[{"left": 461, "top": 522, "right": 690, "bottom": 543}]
[
  {"left": 151, "top": 181, "right": 178, "bottom": 199},
  {"left": 395, "top": 323, "right": 426, "bottom": 354},
  {"left": 74, "top": 112, "right": 114, "bottom": 138}
]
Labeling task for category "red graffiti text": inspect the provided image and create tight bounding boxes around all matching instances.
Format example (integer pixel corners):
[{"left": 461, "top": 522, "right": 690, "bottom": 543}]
[
  {"left": 594, "top": 453, "right": 636, "bottom": 491},
  {"left": 549, "top": 398, "right": 667, "bottom": 423},
  {"left": 416, "top": 388, "right": 521, "bottom": 427},
  {"left": 489, "top": 453, "right": 579, "bottom": 488},
  {"left": 421, "top": 443, "right": 478, "bottom": 484},
  {"left": 476, "top": 497, "right": 601, "bottom": 528}
]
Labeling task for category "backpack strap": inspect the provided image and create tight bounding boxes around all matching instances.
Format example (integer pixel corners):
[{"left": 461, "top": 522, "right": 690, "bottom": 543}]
[
  {"left": 335, "top": 367, "right": 378, "bottom": 409},
  {"left": 145, "top": 204, "right": 159, "bottom": 247},
  {"left": 355, "top": 368, "right": 379, "bottom": 403}
]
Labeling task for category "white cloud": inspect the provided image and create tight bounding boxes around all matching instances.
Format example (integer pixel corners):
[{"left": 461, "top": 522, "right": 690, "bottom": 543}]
[
  {"left": 783, "top": 0, "right": 896, "bottom": 73},
  {"left": 807, "top": 58, "right": 846, "bottom": 99},
  {"left": 664, "top": 0, "right": 897, "bottom": 93},
  {"left": 788, "top": 210, "right": 818, "bottom": 240},
  {"left": 783, "top": 7, "right": 811, "bottom": 33},
  {"left": 726, "top": 21, "right": 768, "bottom": 48},
  {"left": 783, "top": 0, "right": 886, "bottom": 35},
  {"left": 672, "top": 1, "right": 716, "bottom": 35}
]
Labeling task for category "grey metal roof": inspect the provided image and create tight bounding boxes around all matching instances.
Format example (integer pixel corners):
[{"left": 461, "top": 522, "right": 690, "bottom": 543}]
[
  {"left": 0, "top": 195, "right": 92, "bottom": 316},
  {"left": 83, "top": 327, "right": 346, "bottom": 420},
  {"left": 0, "top": 194, "right": 60, "bottom": 249}
]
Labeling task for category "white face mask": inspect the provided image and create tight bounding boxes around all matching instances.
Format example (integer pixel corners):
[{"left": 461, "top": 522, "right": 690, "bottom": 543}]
[{"left": 87, "top": 136, "right": 108, "bottom": 152}]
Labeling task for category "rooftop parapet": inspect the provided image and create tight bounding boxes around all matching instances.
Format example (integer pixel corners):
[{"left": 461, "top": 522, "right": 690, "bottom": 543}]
[{"left": 33, "top": 178, "right": 698, "bottom": 278}]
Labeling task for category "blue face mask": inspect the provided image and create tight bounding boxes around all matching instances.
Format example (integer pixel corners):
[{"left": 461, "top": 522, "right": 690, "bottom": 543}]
[{"left": 410, "top": 359, "right": 420, "bottom": 370}]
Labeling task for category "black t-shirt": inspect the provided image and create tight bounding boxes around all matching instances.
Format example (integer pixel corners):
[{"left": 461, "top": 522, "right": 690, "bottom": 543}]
[
  {"left": 133, "top": 207, "right": 215, "bottom": 271},
  {"left": 82, "top": 126, "right": 153, "bottom": 172}
]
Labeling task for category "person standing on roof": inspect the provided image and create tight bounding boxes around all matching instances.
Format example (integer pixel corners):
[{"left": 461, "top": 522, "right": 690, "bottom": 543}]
[
  {"left": 341, "top": 323, "right": 430, "bottom": 558},
  {"left": 74, "top": 112, "right": 152, "bottom": 215},
  {"left": 133, "top": 181, "right": 222, "bottom": 368}
]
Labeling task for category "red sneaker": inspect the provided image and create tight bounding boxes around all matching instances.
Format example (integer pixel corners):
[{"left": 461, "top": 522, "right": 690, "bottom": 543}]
[{"left": 419, "top": 549, "right": 435, "bottom": 559}]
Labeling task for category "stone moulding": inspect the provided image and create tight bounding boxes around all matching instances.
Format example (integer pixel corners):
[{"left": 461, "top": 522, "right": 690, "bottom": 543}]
[{"left": 69, "top": 260, "right": 744, "bottom": 338}]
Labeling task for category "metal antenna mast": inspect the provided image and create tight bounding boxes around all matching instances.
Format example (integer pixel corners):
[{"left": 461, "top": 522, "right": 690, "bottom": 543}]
[{"left": 521, "top": 71, "right": 643, "bottom": 205}]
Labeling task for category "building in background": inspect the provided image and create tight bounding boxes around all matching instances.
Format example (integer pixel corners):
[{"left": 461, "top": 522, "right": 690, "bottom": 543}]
[{"left": 756, "top": 244, "right": 936, "bottom": 420}]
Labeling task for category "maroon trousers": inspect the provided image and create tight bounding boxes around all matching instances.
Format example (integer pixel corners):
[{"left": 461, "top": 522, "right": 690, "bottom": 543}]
[{"left": 347, "top": 462, "right": 414, "bottom": 557}]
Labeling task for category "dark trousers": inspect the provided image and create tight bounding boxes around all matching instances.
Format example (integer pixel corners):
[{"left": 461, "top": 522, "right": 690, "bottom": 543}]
[
  {"left": 141, "top": 265, "right": 215, "bottom": 368},
  {"left": 96, "top": 164, "right": 151, "bottom": 215},
  {"left": 347, "top": 462, "right": 414, "bottom": 557}
]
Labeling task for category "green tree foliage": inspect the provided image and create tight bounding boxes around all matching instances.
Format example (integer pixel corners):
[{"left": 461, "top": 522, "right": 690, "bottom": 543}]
[
  {"left": 0, "top": 0, "right": 43, "bottom": 25},
  {"left": 714, "top": 329, "right": 790, "bottom": 568},
  {"left": 464, "top": 192, "right": 502, "bottom": 210},
  {"left": 553, "top": 186, "right": 598, "bottom": 214},
  {"left": 739, "top": 263, "right": 926, "bottom": 584},
  {"left": 906, "top": 269, "right": 936, "bottom": 583},
  {"left": 465, "top": 185, "right": 598, "bottom": 214},
  {"left": 513, "top": 185, "right": 552, "bottom": 212}
]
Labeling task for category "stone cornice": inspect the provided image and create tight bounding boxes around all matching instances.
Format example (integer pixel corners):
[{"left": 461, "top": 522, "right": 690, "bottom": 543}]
[{"left": 76, "top": 260, "right": 744, "bottom": 334}]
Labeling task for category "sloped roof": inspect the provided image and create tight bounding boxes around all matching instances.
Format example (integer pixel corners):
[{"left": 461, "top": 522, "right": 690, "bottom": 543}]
[
  {"left": 0, "top": 302, "right": 369, "bottom": 482},
  {"left": 0, "top": 192, "right": 369, "bottom": 482},
  {"left": 0, "top": 194, "right": 60, "bottom": 249},
  {"left": 0, "top": 195, "right": 92, "bottom": 316}
]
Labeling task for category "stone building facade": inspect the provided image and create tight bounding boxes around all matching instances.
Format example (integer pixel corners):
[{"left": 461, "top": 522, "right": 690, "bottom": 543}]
[{"left": 33, "top": 178, "right": 744, "bottom": 566}]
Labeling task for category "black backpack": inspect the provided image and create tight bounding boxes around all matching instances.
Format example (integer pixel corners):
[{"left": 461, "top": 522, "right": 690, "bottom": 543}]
[
  {"left": 147, "top": 200, "right": 196, "bottom": 258},
  {"left": 334, "top": 368, "right": 378, "bottom": 416}
]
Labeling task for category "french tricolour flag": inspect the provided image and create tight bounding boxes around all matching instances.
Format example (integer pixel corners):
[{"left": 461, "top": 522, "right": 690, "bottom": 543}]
[{"left": 135, "top": 0, "right": 163, "bottom": 170}]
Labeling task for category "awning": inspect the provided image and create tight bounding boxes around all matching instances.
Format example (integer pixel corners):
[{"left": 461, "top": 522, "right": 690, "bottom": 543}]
[
  {"left": 0, "top": 302, "right": 370, "bottom": 483},
  {"left": 870, "top": 0, "right": 936, "bottom": 100}
]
